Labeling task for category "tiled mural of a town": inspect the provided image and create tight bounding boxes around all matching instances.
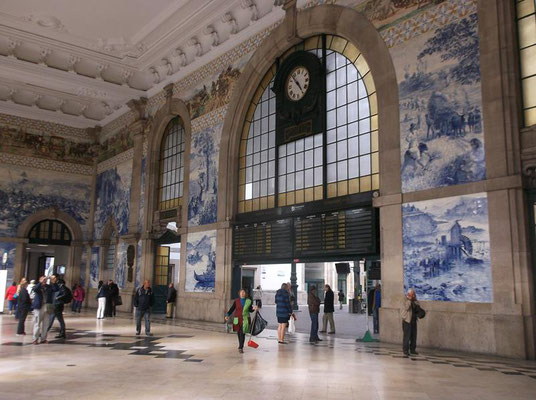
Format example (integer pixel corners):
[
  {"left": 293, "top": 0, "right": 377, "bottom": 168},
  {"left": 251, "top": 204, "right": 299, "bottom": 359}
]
[
  {"left": 403, "top": 193, "right": 492, "bottom": 302},
  {"left": 90, "top": 247, "right": 100, "bottom": 289}
]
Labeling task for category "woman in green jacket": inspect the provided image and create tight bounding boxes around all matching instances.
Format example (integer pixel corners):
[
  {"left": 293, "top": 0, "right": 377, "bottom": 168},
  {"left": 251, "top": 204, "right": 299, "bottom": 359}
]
[{"left": 225, "top": 288, "right": 257, "bottom": 353}]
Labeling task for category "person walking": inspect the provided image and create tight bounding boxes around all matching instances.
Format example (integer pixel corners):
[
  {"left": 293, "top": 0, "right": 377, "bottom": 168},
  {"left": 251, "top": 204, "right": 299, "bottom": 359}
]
[
  {"left": 252, "top": 285, "right": 263, "bottom": 309},
  {"left": 166, "top": 283, "right": 177, "bottom": 318},
  {"left": 43, "top": 275, "right": 57, "bottom": 333},
  {"left": 133, "top": 280, "right": 154, "bottom": 336},
  {"left": 373, "top": 283, "right": 381, "bottom": 334},
  {"left": 4, "top": 281, "right": 17, "bottom": 315},
  {"left": 320, "top": 284, "right": 335, "bottom": 334},
  {"left": 275, "top": 283, "right": 293, "bottom": 344},
  {"left": 16, "top": 278, "right": 31, "bottom": 336},
  {"left": 71, "top": 284, "right": 78, "bottom": 313},
  {"left": 108, "top": 280, "right": 119, "bottom": 317},
  {"left": 96, "top": 280, "right": 107, "bottom": 319},
  {"left": 225, "top": 288, "right": 256, "bottom": 353},
  {"left": 338, "top": 289, "right": 345, "bottom": 310},
  {"left": 31, "top": 276, "right": 48, "bottom": 344},
  {"left": 307, "top": 285, "right": 322, "bottom": 343},
  {"left": 73, "top": 284, "right": 85, "bottom": 313},
  {"left": 402, "top": 288, "right": 420, "bottom": 357},
  {"left": 50, "top": 278, "right": 68, "bottom": 339}
]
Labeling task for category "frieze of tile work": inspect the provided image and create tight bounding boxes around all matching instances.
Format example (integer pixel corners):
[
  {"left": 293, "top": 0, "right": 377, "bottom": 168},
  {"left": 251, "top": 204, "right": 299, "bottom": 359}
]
[
  {"left": 377, "top": 0, "right": 475, "bottom": 47},
  {"left": 191, "top": 106, "right": 228, "bottom": 133},
  {"left": 96, "top": 147, "right": 134, "bottom": 174},
  {"left": 0, "top": 113, "right": 90, "bottom": 141},
  {"left": 0, "top": 151, "right": 93, "bottom": 176}
]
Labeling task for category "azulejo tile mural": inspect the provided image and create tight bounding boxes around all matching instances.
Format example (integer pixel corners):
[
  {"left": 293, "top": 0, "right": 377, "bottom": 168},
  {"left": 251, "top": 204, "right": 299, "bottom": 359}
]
[
  {"left": 138, "top": 158, "right": 146, "bottom": 232},
  {"left": 0, "top": 165, "right": 91, "bottom": 237},
  {"left": 136, "top": 240, "right": 142, "bottom": 289},
  {"left": 94, "top": 159, "right": 132, "bottom": 239},
  {"left": 115, "top": 241, "right": 128, "bottom": 289},
  {"left": 188, "top": 123, "right": 222, "bottom": 226},
  {"left": 185, "top": 230, "right": 216, "bottom": 293},
  {"left": 79, "top": 247, "right": 87, "bottom": 288},
  {"left": 90, "top": 247, "right": 100, "bottom": 289},
  {"left": 390, "top": 0, "right": 485, "bottom": 192},
  {"left": 0, "top": 242, "right": 16, "bottom": 282},
  {"left": 403, "top": 193, "right": 492, "bottom": 302}
]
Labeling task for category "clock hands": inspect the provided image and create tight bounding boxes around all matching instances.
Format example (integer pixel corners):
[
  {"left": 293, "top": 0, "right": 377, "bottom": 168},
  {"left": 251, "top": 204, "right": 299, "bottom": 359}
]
[{"left": 291, "top": 76, "right": 304, "bottom": 95}]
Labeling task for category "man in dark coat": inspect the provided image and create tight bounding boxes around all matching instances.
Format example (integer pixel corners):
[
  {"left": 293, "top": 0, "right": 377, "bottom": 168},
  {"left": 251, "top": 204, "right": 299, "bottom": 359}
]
[
  {"left": 133, "top": 280, "right": 154, "bottom": 336},
  {"left": 166, "top": 283, "right": 177, "bottom": 319},
  {"left": 320, "top": 284, "right": 335, "bottom": 334},
  {"left": 107, "top": 280, "right": 119, "bottom": 317},
  {"left": 16, "top": 279, "right": 32, "bottom": 336}
]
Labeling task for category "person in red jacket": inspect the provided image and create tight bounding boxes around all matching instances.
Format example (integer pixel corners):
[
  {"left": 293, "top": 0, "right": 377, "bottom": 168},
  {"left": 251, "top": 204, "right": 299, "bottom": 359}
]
[{"left": 4, "top": 282, "right": 17, "bottom": 315}]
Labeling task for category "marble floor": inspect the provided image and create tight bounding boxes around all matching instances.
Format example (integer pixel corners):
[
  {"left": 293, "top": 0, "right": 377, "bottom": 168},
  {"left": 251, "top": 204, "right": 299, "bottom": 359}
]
[{"left": 1, "top": 312, "right": 536, "bottom": 400}]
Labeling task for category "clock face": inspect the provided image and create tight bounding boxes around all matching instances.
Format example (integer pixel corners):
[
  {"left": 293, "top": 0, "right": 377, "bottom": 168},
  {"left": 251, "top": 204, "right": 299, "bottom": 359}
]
[{"left": 286, "top": 66, "right": 310, "bottom": 101}]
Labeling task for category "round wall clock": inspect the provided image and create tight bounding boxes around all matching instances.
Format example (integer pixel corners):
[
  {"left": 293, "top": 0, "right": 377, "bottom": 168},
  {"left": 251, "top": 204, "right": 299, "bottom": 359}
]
[{"left": 286, "top": 66, "right": 310, "bottom": 101}]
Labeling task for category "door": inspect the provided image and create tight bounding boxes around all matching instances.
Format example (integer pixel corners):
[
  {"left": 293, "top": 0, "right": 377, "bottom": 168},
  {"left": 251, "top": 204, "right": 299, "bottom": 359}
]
[
  {"left": 153, "top": 245, "right": 170, "bottom": 314},
  {"left": 241, "top": 269, "right": 255, "bottom": 297}
]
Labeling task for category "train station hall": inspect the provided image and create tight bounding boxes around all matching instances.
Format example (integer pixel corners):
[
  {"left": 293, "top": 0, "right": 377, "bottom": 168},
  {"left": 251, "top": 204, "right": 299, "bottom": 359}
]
[{"left": 1, "top": 0, "right": 536, "bottom": 399}]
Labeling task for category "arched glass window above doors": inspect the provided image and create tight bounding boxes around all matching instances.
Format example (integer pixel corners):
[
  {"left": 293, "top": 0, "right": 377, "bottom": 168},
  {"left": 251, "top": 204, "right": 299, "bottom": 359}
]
[
  {"left": 28, "top": 220, "right": 72, "bottom": 245},
  {"left": 158, "top": 117, "right": 186, "bottom": 211},
  {"left": 238, "top": 35, "right": 378, "bottom": 214}
]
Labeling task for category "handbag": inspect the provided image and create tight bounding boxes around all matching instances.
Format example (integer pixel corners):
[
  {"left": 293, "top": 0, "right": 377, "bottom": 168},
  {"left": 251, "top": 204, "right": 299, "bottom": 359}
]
[
  {"left": 288, "top": 315, "right": 296, "bottom": 334},
  {"left": 415, "top": 304, "right": 426, "bottom": 319},
  {"left": 115, "top": 295, "right": 123, "bottom": 306}
]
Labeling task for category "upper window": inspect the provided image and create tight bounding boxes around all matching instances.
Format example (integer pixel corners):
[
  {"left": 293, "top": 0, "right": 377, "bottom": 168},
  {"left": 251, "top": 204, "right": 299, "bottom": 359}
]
[
  {"left": 29, "top": 220, "right": 72, "bottom": 245},
  {"left": 238, "top": 35, "right": 378, "bottom": 214},
  {"left": 517, "top": 0, "right": 536, "bottom": 126},
  {"left": 158, "top": 117, "right": 185, "bottom": 211}
]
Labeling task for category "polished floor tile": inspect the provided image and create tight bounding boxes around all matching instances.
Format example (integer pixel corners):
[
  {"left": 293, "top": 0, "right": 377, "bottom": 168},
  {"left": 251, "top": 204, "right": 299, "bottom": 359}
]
[{"left": 1, "top": 312, "right": 535, "bottom": 400}]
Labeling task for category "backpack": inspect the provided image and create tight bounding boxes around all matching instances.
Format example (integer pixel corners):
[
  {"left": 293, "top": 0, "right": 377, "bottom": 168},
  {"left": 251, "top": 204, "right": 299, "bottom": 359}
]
[{"left": 59, "top": 286, "right": 73, "bottom": 304}]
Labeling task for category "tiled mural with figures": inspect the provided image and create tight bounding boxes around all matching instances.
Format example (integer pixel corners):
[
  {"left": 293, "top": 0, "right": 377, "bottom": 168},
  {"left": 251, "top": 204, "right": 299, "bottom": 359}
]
[
  {"left": 79, "top": 247, "right": 87, "bottom": 288},
  {"left": 115, "top": 241, "right": 128, "bottom": 289},
  {"left": 0, "top": 165, "right": 91, "bottom": 237},
  {"left": 388, "top": 0, "right": 485, "bottom": 192},
  {"left": 0, "top": 126, "right": 96, "bottom": 165},
  {"left": 94, "top": 159, "right": 132, "bottom": 239},
  {"left": 0, "top": 242, "right": 16, "bottom": 282},
  {"left": 90, "top": 247, "right": 100, "bottom": 288},
  {"left": 403, "top": 193, "right": 492, "bottom": 302},
  {"left": 188, "top": 123, "right": 222, "bottom": 226},
  {"left": 185, "top": 230, "right": 216, "bottom": 293},
  {"left": 136, "top": 240, "right": 142, "bottom": 289}
]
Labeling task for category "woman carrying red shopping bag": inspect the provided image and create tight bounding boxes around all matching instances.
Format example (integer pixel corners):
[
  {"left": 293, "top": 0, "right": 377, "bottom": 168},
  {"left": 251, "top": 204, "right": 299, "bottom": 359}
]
[{"left": 225, "top": 288, "right": 257, "bottom": 353}]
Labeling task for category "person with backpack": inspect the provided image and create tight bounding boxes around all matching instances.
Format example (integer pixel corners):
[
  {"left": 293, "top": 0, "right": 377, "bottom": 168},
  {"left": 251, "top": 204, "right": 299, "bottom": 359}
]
[
  {"left": 16, "top": 278, "right": 31, "bottom": 336},
  {"left": 338, "top": 289, "right": 345, "bottom": 310},
  {"left": 47, "top": 277, "right": 71, "bottom": 339},
  {"left": 32, "top": 276, "right": 48, "bottom": 344}
]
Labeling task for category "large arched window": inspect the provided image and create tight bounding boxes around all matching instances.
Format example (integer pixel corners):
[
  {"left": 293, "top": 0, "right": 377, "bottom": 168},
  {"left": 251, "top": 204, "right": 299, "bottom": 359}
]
[
  {"left": 29, "top": 220, "right": 72, "bottom": 245},
  {"left": 238, "top": 35, "right": 378, "bottom": 214},
  {"left": 158, "top": 117, "right": 186, "bottom": 211}
]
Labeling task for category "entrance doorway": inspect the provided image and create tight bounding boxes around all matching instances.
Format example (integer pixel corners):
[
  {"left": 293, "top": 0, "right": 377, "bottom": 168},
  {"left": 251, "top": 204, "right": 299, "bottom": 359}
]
[
  {"left": 153, "top": 231, "right": 181, "bottom": 314},
  {"left": 25, "top": 220, "right": 72, "bottom": 282}
]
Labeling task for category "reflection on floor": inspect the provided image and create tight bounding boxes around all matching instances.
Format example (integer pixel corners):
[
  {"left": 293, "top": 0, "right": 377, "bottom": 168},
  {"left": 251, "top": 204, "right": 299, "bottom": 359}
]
[{"left": 1, "top": 311, "right": 535, "bottom": 400}]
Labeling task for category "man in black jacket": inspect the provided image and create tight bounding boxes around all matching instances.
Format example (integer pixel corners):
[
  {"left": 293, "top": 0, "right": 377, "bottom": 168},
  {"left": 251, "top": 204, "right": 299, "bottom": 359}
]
[
  {"left": 320, "top": 284, "right": 336, "bottom": 334},
  {"left": 47, "top": 277, "right": 67, "bottom": 339},
  {"left": 166, "top": 283, "right": 177, "bottom": 319},
  {"left": 133, "top": 280, "right": 154, "bottom": 336}
]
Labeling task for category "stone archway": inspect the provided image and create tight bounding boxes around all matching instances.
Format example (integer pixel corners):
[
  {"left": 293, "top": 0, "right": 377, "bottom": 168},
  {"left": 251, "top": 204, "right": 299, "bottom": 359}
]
[
  {"left": 216, "top": 3, "right": 401, "bottom": 328},
  {"left": 14, "top": 207, "right": 85, "bottom": 286}
]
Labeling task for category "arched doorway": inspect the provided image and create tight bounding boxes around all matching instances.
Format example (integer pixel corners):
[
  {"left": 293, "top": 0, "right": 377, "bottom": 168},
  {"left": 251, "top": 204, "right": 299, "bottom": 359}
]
[
  {"left": 15, "top": 207, "right": 84, "bottom": 287},
  {"left": 26, "top": 219, "right": 72, "bottom": 280}
]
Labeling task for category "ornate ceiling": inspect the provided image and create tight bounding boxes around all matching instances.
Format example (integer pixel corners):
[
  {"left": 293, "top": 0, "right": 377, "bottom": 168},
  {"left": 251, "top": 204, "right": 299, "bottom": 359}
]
[{"left": 0, "top": 0, "right": 288, "bottom": 128}]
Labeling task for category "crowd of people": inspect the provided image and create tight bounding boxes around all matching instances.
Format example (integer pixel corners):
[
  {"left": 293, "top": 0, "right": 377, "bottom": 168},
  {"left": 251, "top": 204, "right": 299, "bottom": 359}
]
[{"left": 5, "top": 276, "right": 423, "bottom": 357}]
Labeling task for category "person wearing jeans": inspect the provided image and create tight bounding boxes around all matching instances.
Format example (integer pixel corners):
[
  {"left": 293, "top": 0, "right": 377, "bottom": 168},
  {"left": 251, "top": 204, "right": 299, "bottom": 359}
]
[
  {"left": 133, "top": 280, "right": 154, "bottom": 336},
  {"left": 32, "top": 276, "right": 48, "bottom": 344},
  {"left": 401, "top": 289, "right": 419, "bottom": 357},
  {"left": 96, "top": 281, "right": 107, "bottom": 319},
  {"left": 307, "top": 286, "right": 322, "bottom": 343},
  {"left": 373, "top": 283, "right": 381, "bottom": 334}
]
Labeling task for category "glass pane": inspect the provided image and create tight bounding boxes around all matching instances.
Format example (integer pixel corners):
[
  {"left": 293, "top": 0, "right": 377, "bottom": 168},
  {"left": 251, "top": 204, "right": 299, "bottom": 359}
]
[
  {"left": 296, "top": 171, "right": 304, "bottom": 189},
  {"left": 349, "top": 137, "right": 359, "bottom": 158},
  {"left": 305, "top": 150, "right": 314, "bottom": 168},
  {"left": 287, "top": 155, "right": 295, "bottom": 173},
  {"left": 327, "top": 143, "right": 337, "bottom": 163},
  {"left": 305, "top": 169, "right": 314, "bottom": 187},
  {"left": 360, "top": 155, "right": 371, "bottom": 176},
  {"left": 337, "top": 140, "right": 348, "bottom": 160},
  {"left": 327, "top": 163, "right": 337, "bottom": 183},
  {"left": 348, "top": 157, "right": 359, "bottom": 179},
  {"left": 327, "top": 90, "right": 336, "bottom": 110},
  {"left": 337, "top": 160, "right": 348, "bottom": 180},
  {"left": 314, "top": 166, "right": 323, "bottom": 186},
  {"left": 360, "top": 133, "right": 371, "bottom": 154}
]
